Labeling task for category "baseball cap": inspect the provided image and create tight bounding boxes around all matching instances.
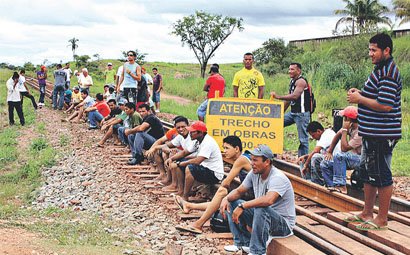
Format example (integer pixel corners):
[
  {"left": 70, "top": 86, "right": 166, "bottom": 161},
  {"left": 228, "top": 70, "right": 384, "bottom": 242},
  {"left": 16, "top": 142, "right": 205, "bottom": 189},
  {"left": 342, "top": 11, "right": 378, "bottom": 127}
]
[
  {"left": 186, "top": 121, "right": 207, "bottom": 132},
  {"left": 246, "top": 144, "right": 274, "bottom": 160},
  {"left": 40, "top": 65, "right": 46, "bottom": 70},
  {"left": 209, "top": 66, "right": 219, "bottom": 74},
  {"left": 118, "top": 98, "right": 128, "bottom": 105},
  {"left": 107, "top": 62, "right": 113, "bottom": 66},
  {"left": 339, "top": 106, "right": 358, "bottom": 119}
]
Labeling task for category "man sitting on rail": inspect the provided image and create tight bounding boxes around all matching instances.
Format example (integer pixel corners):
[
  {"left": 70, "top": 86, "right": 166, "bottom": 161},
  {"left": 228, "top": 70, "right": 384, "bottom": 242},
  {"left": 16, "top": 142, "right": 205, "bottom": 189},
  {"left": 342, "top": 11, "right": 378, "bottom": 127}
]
[
  {"left": 96, "top": 99, "right": 127, "bottom": 147},
  {"left": 299, "top": 121, "right": 338, "bottom": 186},
  {"left": 220, "top": 144, "right": 296, "bottom": 255},
  {"left": 64, "top": 89, "right": 94, "bottom": 123},
  {"left": 145, "top": 116, "right": 189, "bottom": 185},
  {"left": 166, "top": 121, "right": 224, "bottom": 201},
  {"left": 64, "top": 86, "right": 82, "bottom": 114},
  {"left": 84, "top": 93, "right": 111, "bottom": 130},
  {"left": 117, "top": 102, "right": 143, "bottom": 146},
  {"left": 175, "top": 135, "right": 252, "bottom": 235},
  {"left": 124, "top": 103, "right": 165, "bottom": 165},
  {"left": 320, "top": 106, "right": 362, "bottom": 194}
]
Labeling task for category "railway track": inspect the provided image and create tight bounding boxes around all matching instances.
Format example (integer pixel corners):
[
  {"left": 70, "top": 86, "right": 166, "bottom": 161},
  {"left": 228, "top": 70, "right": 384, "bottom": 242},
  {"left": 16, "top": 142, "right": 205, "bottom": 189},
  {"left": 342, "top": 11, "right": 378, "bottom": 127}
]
[{"left": 27, "top": 77, "right": 410, "bottom": 254}]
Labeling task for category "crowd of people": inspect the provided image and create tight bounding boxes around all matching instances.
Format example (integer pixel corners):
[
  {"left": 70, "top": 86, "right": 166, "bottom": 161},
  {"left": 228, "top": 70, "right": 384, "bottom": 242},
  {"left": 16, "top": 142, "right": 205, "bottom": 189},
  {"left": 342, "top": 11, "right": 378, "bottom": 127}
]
[{"left": 5, "top": 33, "right": 402, "bottom": 254}]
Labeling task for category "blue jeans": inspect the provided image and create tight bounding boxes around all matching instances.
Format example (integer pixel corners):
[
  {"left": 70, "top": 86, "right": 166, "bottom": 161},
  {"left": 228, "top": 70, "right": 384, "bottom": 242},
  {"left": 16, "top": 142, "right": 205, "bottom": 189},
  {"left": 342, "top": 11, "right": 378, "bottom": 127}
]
[
  {"left": 321, "top": 152, "right": 361, "bottom": 187},
  {"left": 284, "top": 112, "right": 310, "bottom": 157},
  {"left": 128, "top": 132, "right": 156, "bottom": 158},
  {"left": 118, "top": 127, "right": 128, "bottom": 145},
  {"left": 310, "top": 153, "right": 325, "bottom": 186},
  {"left": 39, "top": 84, "right": 46, "bottom": 103},
  {"left": 52, "top": 85, "right": 65, "bottom": 110},
  {"left": 88, "top": 110, "right": 104, "bottom": 128},
  {"left": 227, "top": 199, "right": 292, "bottom": 255}
]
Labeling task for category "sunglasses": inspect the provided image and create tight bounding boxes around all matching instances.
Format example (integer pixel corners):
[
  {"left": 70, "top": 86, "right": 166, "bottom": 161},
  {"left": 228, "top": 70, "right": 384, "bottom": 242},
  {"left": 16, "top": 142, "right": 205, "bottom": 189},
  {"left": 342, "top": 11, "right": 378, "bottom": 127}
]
[{"left": 128, "top": 54, "right": 134, "bottom": 57}]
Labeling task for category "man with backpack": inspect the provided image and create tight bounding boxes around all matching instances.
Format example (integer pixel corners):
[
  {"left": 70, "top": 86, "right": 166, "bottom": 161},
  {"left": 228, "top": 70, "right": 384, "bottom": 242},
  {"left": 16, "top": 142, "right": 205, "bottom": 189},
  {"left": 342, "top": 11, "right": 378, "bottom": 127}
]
[{"left": 270, "top": 62, "right": 314, "bottom": 157}]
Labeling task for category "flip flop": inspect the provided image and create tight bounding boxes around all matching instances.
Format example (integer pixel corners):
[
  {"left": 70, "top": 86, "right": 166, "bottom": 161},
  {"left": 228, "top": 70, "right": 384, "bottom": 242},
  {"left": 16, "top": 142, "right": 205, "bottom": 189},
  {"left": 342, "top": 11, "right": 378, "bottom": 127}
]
[
  {"left": 343, "top": 214, "right": 365, "bottom": 223},
  {"left": 356, "top": 221, "right": 388, "bottom": 231},
  {"left": 96, "top": 143, "right": 104, "bottom": 148},
  {"left": 174, "top": 195, "right": 185, "bottom": 212},
  {"left": 176, "top": 224, "right": 202, "bottom": 234}
]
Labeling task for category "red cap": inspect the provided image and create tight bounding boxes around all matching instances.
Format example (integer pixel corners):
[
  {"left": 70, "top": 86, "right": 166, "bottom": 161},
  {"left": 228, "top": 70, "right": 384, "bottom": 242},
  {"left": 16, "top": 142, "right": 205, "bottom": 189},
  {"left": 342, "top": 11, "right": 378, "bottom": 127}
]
[
  {"left": 339, "top": 106, "right": 358, "bottom": 119},
  {"left": 41, "top": 65, "right": 46, "bottom": 70},
  {"left": 187, "top": 121, "right": 207, "bottom": 132}
]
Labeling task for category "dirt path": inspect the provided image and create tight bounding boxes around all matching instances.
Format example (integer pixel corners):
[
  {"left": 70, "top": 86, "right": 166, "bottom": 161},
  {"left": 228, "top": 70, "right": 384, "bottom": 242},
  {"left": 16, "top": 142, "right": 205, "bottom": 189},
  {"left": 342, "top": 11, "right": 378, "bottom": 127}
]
[
  {"left": 161, "top": 92, "right": 193, "bottom": 105},
  {"left": 0, "top": 226, "right": 50, "bottom": 255}
]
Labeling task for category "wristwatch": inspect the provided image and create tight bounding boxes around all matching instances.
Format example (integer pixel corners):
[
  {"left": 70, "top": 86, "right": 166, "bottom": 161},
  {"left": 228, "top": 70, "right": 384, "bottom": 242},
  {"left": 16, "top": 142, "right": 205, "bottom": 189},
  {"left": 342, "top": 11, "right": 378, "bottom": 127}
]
[
  {"left": 176, "top": 161, "right": 180, "bottom": 166},
  {"left": 238, "top": 203, "right": 245, "bottom": 209},
  {"left": 341, "top": 128, "right": 348, "bottom": 132}
]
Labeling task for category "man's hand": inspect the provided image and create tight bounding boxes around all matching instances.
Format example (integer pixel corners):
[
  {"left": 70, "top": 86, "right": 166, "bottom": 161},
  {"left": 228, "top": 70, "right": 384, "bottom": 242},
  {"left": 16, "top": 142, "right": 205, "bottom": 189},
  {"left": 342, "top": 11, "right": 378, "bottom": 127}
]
[
  {"left": 347, "top": 88, "right": 361, "bottom": 104},
  {"left": 164, "top": 158, "right": 172, "bottom": 168},
  {"left": 145, "top": 148, "right": 156, "bottom": 158},
  {"left": 342, "top": 119, "right": 352, "bottom": 130},
  {"left": 298, "top": 155, "right": 307, "bottom": 163},
  {"left": 219, "top": 198, "right": 230, "bottom": 219},
  {"left": 301, "top": 164, "right": 309, "bottom": 176},
  {"left": 232, "top": 206, "right": 244, "bottom": 224},
  {"left": 324, "top": 151, "right": 333, "bottom": 161},
  {"left": 270, "top": 91, "right": 277, "bottom": 99},
  {"left": 124, "top": 129, "right": 131, "bottom": 137}
]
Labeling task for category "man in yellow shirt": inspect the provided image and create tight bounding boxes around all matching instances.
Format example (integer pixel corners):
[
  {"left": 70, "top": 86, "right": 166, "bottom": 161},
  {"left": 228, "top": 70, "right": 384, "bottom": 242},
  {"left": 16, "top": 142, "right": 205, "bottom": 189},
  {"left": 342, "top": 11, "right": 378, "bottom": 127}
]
[{"left": 233, "top": 53, "right": 265, "bottom": 99}]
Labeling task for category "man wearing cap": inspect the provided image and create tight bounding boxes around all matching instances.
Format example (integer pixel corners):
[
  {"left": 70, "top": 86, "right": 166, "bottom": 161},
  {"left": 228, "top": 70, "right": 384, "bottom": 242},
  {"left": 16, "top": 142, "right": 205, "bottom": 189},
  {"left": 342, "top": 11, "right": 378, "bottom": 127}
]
[
  {"left": 104, "top": 63, "right": 116, "bottom": 88},
  {"left": 233, "top": 52, "right": 265, "bottom": 99},
  {"left": 197, "top": 64, "right": 225, "bottom": 121},
  {"left": 170, "top": 121, "right": 224, "bottom": 201},
  {"left": 320, "top": 106, "right": 362, "bottom": 194},
  {"left": 220, "top": 144, "right": 295, "bottom": 255},
  {"left": 37, "top": 65, "right": 47, "bottom": 107}
]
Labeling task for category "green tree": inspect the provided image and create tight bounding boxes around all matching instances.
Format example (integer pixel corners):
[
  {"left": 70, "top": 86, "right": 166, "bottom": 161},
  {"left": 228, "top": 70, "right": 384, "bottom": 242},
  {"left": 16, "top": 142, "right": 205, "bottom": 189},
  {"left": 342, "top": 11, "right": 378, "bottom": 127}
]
[
  {"left": 334, "top": 0, "right": 391, "bottom": 35},
  {"left": 67, "top": 37, "right": 79, "bottom": 61},
  {"left": 75, "top": 55, "right": 90, "bottom": 68},
  {"left": 393, "top": 0, "right": 410, "bottom": 26},
  {"left": 23, "top": 62, "right": 36, "bottom": 72},
  {"left": 172, "top": 11, "right": 243, "bottom": 78},
  {"left": 121, "top": 49, "right": 147, "bottom": 65}
]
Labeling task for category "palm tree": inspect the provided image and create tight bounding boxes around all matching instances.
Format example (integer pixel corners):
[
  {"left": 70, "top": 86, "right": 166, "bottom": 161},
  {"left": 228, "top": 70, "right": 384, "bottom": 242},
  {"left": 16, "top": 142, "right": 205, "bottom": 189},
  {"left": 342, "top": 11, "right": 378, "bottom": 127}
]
[
  {"left": 393, "top": 0, "right": 410, "bottom": 26},
  {"left": 334, "top": 0, "right": 391, "bottom": 35},
  {"left": 67, "top": 37, "right": 79, "bottom": 61}
]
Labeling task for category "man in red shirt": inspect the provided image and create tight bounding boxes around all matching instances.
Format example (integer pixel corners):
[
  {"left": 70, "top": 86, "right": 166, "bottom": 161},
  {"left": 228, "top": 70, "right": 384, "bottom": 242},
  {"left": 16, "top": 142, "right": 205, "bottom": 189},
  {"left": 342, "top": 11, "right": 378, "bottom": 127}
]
[
  {"left": 197, "top": 64, "right": 225, "bottom": 121},
  {"left": 85, "top": 93, "right": 111, "bottom": 130}
]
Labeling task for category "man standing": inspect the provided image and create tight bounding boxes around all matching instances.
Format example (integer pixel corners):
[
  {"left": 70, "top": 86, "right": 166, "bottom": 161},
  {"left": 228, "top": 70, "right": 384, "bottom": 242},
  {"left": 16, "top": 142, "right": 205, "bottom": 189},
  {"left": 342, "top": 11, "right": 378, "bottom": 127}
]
[
  {"left": 7, "top": 72, "right": 24, "bottom": 126},
  {"left": 104, "top": 63, "right": 116, "bottom": 87},
  {"left": 37, "top": 65, "right": 47, "bottom": 107},
  {"left": 220, "top": 144, "right": 295, "bottom": 255},
  {"left": 79, "top": 68, "right": 93, "bottom": 94},
  {"left": 197, "top": 65, "right": 225, "bottom": 121},
  {"left": 18, "top": 70, "right": 38, "bottom": 110},
  {"left": 53, "top": 64, "right": 67, "bottom": 110},
  {"left": 232, "top": 52, "right": 265, "bottom": 99},
  {"left": 118, "top": 51, "right": 141, "bottom": 104},
  {"left": 270, "top": 63, "right": 312, "bottom": 157},
  {"left": 346, "top": 33, "right": 402, "bottom": 231},
  {"left": 64, "top": 63, "right": 73, "bottom": 88},
  {"left": 152, "top": 67, "right": 163, "bottom": 112}
]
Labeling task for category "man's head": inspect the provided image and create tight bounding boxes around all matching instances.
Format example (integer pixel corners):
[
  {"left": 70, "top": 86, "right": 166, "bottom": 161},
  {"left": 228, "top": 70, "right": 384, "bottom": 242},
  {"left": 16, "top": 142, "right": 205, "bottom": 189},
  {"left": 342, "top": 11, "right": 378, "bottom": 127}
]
[
  {"left": 187, "top": 121, "right": 207, "bottom": 140},
  {"left": 173, "top": 116, "right": 189, "bottom": 136},
  {"left": 57, "top": 64, "right": 63, "bottom": 69},
  {"left": 127, "top": 51, "right": 136, "bottom": 63},
  {"left": 95, "top": 93, "right": 104, "bottom": 102},
  {"left": 209, "top": 65, "right": 219, "bottom": 74},
  {"left": 223, "top": 136, "right": 242, "bottom": 159},
  {"left": 307, "top": 121, "right": 324, "bottom": 141},
  {"left": 339, "top": 106, "right": 358, "bottom": 122},
  {"left": 108, "top": 86, "right": 115, "bottom": 94},
  {"left": 247, "top": 144, "right": 274, "bottom": 174},
  {"left": 19, "top": 69, "right": 25, "bottom": 75},
  {"left": 107, "top": 63, "right": 113, "bottom": 70},
  {"left": 65, "top": 62, "right": 70, "bottom": 68},
  {"left": 104, "top": 84, "right": 109, "bottom": 91},
  {"left": 81, "top": 89, "right": 89, "bottom": 99},
  {"left": 73, "top": 86, "right": 80, "bottom": 93},
  {"left": 137, "top": 103, "right": 151, "bottom": 118},
  {"left": 124, "top": 102, "right": 136, "bottom": 116},
  {"left": 141, "top": 67, "right": 146, "bottom": 74},
  {"left": 12, "top": 72, "right": 19, "bottom": 82},
  {"left": 288, "top": 62, "right": 302, "bottom": 79},
  {"left": 243, "top": 53, "right": 254, "bottom": 70},
  {"left": 152, "top": 67, "right": 158, "bottom": 75},
  {"left": 107, "top": 99, "right": 117, "bottom": 110},
  {"left": 369, "top": 33, "right": 393, "bottom": 65},
  {"left": 40, "top": 65, "right": 46, "bottom": 71},
  {"left": 82, "top": 68, "right": 88, "bottom": 76},
  {"left": 118, "top": 98, "right": 128, "bottom": 110}
]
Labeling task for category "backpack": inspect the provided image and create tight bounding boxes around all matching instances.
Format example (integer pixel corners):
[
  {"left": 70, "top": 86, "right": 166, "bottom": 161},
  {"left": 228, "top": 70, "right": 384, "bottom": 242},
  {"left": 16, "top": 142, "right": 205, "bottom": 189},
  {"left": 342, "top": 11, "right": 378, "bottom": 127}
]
[
  {"left": 210, "top": 211, "right": 230, "bottom": 233},
  {"left": 137, "top": 75, "right": 149, "bottom": 102}
]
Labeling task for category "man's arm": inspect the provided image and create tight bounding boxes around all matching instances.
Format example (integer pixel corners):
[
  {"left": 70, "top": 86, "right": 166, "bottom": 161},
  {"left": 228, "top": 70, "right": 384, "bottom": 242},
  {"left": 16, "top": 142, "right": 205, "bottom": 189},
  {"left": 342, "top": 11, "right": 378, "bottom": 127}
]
[
  {"left": 145, "top": 136, "right": 169, "bottom": 157},
  {"left": 233, "top": 86, "right": 239, "bottom": 97},
  {"left": 84, "top": 106, "right": 97, "bottom": 113},
  {"left": 117, "top": 68, "right": 125, "bottom": 93},
  {"left": 221, "top": 156, "right": 251, "bottom": 188},
  {"left": 157, "top": 74, "right": 163, "bottom": 92},
  {"left": 127, "top": 65, "right": 142, "bottom": 82},
  {"left": 301, "top": 146, "right": 322, "bottom": 174},
  {"left": 347, "top": 88, "right": 392, "bottom": 112},
  {"left": 340, "top": 120, "right": 354, "bottom": 152},
  {"left": 220, "top": 184, "right": 248, "bottom": 218},
  {"left": 325, "top": 131, "right": 342, "bottom": 160},
  {"left": 125, "top": 122, "right": 150, "bottom": 136},
  {"left": 178, "top": 156, "right": 206, "bottom": 168},
  {"left": 258, "top": 86, "right": 264, "bottom": 99},
  {"left": 273, "top": 79, "right": 305, "bottom": 101}
]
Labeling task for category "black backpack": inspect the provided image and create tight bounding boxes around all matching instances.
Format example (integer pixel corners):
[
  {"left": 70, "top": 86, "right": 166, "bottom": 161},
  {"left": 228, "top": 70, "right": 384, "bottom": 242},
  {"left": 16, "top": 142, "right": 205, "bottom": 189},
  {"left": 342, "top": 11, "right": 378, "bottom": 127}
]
[{"left": 210, "top": 211, "right": 230, "bottom": 233}]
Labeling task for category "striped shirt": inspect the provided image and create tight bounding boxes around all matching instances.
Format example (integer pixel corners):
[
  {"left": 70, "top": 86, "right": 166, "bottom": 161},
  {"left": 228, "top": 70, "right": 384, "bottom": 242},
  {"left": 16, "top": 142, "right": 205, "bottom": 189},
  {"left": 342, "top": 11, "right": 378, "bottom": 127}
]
[{"left": 358, "top": 57, "right": 402, "bottom": 139}]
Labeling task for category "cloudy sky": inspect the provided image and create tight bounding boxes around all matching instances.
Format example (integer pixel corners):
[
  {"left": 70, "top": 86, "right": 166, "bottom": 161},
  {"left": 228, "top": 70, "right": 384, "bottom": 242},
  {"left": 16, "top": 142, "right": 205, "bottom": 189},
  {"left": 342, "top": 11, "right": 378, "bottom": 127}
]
[{"left": 0, "top": 0, "right": 407, "bottom": 66}]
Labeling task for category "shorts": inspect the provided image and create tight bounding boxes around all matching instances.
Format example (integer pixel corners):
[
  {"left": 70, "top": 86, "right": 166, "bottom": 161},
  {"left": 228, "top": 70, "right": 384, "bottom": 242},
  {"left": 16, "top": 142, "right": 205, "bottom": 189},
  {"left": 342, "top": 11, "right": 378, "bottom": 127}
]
[
  {"left": 152, "top": 91, "right": 160, "bottom": 103},
  {"left": 188, "top": 164, "right": 221, "bottom": 185},
  {"left": 359, "top": 138, "right": 398, "bottom": 187},
  {"left": 196, "top": 99, "right": 208, "bottom": 118}
]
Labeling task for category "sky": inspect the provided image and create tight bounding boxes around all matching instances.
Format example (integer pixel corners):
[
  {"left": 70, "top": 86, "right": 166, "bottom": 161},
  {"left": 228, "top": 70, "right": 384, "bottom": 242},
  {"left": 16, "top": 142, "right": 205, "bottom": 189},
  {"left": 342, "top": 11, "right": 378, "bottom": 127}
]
[{"left": 0, "top": 0, "right": 408, "bottom": 66}]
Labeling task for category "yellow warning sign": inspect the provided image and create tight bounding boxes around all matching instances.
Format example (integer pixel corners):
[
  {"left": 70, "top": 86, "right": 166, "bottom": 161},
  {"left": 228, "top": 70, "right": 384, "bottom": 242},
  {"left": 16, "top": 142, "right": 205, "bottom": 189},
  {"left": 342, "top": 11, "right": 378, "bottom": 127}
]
[{"left": 206, "top": 98, "right": 284, "bottom": 153}]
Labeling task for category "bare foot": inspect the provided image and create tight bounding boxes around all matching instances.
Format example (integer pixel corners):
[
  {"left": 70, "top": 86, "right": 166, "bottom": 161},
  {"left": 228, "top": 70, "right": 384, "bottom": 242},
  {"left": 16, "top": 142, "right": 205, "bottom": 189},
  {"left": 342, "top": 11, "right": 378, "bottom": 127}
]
[{"left": 163, "top": 185, "right": 178, "bottom": 192}]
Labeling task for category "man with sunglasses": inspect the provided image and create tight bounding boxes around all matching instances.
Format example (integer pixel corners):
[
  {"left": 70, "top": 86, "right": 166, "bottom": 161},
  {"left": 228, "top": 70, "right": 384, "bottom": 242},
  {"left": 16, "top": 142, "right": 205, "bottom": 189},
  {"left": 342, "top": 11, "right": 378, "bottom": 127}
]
[{"left": 117, "top": 50, "right": 141, "bottom": 104}]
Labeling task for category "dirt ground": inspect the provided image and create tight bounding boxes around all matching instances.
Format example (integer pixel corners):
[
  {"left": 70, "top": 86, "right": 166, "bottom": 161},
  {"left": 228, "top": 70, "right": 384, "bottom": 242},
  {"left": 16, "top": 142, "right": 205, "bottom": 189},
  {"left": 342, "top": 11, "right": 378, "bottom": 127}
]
[{"left": 0, "top": 227, "right": 50, "bottom": 255}]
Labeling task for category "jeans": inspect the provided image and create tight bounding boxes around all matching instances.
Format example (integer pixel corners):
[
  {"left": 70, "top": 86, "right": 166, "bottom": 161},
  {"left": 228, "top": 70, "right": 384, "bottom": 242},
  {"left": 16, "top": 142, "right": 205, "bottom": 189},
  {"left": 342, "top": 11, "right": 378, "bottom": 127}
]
[
  {"left": 128, "top": 132, "right": 156, "bottom": 158},
  {"left": 88, "top": 110, "right": 104, "bottom": 127},
  {"left": 227, "top": 199, "right": 292, "bottom": 255},
  {"left": 321, "top": 152, "right": 361, "bottom": 187},
  {"left": 118, "top": 127, "right": 128, "bottom": 145},
  {"left": 310, "top": 153, "right": 325, "bottom": 185},
  {"left": 20, "top": 92, "right": 37, "bottom": 109},
  {"left": 284, "top": 112, "right": 310, "bottom": 157},
  {"left": 52, "top": 85, "right": 65, "bottom": 110},
  {"left": 39, "top": 84, "right": 46, "bottom": 103},
  {"left": 8, "top": 101, "right": 25, "bottom": 125}
]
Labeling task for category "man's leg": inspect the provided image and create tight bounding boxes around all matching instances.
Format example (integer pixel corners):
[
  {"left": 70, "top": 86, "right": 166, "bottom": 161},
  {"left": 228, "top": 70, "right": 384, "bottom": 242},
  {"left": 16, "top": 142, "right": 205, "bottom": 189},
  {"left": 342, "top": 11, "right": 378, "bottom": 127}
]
[
  {"left": 27, "top": 93, "right": 38, "bottom": 109},
  {"left": 320, "top": 159, "right": 334, "bottom": 187},
  {"left": 58, "top": 88, "right": 65, "bottom": 110},
  {"left": 98, "top": 125, "right": 114, "bottom": 146},
  {"left": 295, "top": 112, "right": 310, "bottom": 157},
  {"left": 8, "top": 102, "right": 15, "bottom": 125},
  {"left": 197, "top": 99, "right": 208, "bottom": 121},
  {"left": 283, "top": 112, "right": 294, "bottom": 127},
  {"left": 226, "top": 199, "right": 252, "bottom": 249},
  {"left": 183, "top": 165, "right": 195, "bottom": 201},
  {"left": 15, "top": 102, "right": 25, "bottom": 126},
  {"left": 310, "top": 153, "right": 325, "bottom": 186},
  {"left": 52, "top": 88, "right": 58, "bottom": 109},
  {"left": 153, "top": 152, "right": 166, "bottom": 181},
  {"left": 39, "top": 85, "right": 45, "bottom": 104}
]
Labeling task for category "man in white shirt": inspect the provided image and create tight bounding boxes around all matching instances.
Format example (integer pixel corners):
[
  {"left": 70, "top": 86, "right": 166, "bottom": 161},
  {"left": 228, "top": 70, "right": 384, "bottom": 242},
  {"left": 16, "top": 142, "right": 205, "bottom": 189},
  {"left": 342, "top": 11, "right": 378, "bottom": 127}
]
[
  {"left": 18, "top": 70, "right": 38, "bottom": 110},
  {"left": 7, "top": 72, "right": 25, "bottom": 126},
  {"left": 64, "top": 63, "right": 73, "bottom": 88},
  {"left": 299, "top": 121, "right": 337, "bottom": 185},
  {"left": 79, "top": 68, "right": 93, "bottom": 94}
]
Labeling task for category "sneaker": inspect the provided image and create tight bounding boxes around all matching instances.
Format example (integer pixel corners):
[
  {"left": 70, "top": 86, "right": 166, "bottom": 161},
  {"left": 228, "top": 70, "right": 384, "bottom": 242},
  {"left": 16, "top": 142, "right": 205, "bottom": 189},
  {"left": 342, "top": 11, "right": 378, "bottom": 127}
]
[
  {"left": 224, "top": 245, "right": 240, "bottom": 252},
  {"left": 88, "top": 126, "right": 98, "bottom": 130},
  {"left": 242, "top": 246, "right": 250, "bottom": 253},
  {"left": 155, "top": 109, "right": 160, "bottom": 113}
]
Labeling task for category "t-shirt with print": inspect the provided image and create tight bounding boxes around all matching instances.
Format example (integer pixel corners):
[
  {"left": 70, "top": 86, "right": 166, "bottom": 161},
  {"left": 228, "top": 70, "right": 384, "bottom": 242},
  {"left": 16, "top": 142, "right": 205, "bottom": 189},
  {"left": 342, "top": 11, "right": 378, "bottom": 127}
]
[
  {"left": 54, "top": 70, "right": 67, "bottom": 87},
  {"left": 37, "top": 71, "right": 47, "bottom": 85},
  {"left": 143, "top": 114, "right": 165, "bottom": 139},
  {"left": 171, "top": 134, "right": 199, "bottom": 156},
  {"left": 242, "top": 167, "right": 296, "bottom": 229},
  {"left": 206, "top": 73, "right": 225, "bottom": 99},
  {"left": 18, "top": 76, "right": 27, "bottom": 92},
  {"left": 232, "top": 67, "right": 265, "bottom": 98},
  {"left": 94, "top": 101, "right": 111, "bottom": 117},
  {"left": 188, "top": 134, "right": 224, "bottom": 180},
  {"left": 316, "top": 128, "right": 336, "bottom": 154}
]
